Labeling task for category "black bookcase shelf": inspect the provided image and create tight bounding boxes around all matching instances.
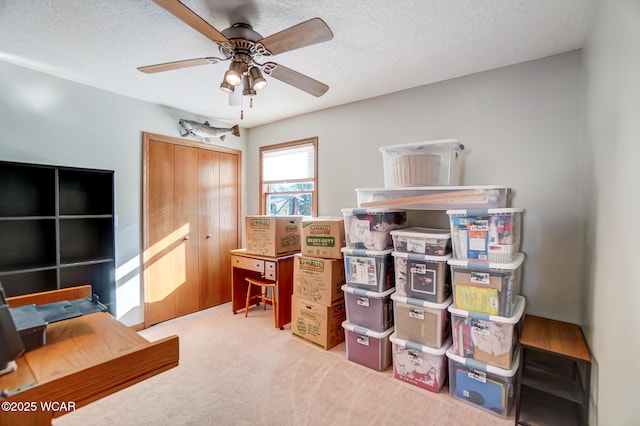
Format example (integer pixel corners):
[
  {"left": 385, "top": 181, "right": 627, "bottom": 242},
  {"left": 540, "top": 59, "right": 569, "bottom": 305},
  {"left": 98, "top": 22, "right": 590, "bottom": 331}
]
[
  {"left": 59, "top": 169, "right": 113, "bottom": 215},
  {"left": 0, "top": 160, "right": 115, "bottom": 313},
  {"left": 515, "top": 315, "right": 591, "bottom": 426},
  {"left": 0, "top": 219, "right": 57, "bottom": 270},
  {"left": 0, "top": 162, "right": 56, "bottom": 217},
  {"left": 59, "top": 217, "right": 115, "bottom": 263}
]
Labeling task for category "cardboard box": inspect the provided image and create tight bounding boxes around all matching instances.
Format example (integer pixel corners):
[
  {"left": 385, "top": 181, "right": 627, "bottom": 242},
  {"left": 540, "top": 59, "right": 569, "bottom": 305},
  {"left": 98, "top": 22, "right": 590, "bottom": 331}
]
[
  {"left": 291, "top": 296, "right": 345, "bottom": 350},
  {"left": 301, "top": 217, "right": 345, "bottom": 259},
  {"left": 294, "top": 255, "right": 345, "bottom": 306},
  {"left": 245, "top": 215, "right": 301, "bottom": 257}
]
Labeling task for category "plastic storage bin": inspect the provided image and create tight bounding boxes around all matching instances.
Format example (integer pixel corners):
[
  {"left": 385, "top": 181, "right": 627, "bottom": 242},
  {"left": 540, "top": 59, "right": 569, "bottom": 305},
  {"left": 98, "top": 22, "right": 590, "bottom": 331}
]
[
  {"left": 342, "top": 321, "right": 393, "bottom": 371},
  {"left": 448, "top": 253, "right": 524, "bottom": 317},
  {"left": 392, "top": 252, "right": 451, "bottom": 303},
  {"left": 449, "top": 295, "right": 525, "bottom": 369},
  {"left": 447, "top": 208, "right": 524, "bottom": 263},
  {"left": 390, "top": 227, "right": 451, "bottom": 256},
  {"left": 391, "top": 294, "right": 451, "bottom": 349},
  {"left": 379, "top": 139, "right": 464, "bottom": 187},
  {"left": 341, "top": 208, "right": 407, "bottom": 251},
  {"left": 342, "top": 248, "right": 394, "bottom": 292},
  {"left": 447, "top": 347, "right": 520, "bottom": 418},
  {"left": 342, "top": 285, "right": 395, "bottom": 332},
  {"left": 355, "top": 186, "right": 511, "bottom": 210},
  {"left": 390, "top": 333, "right": 451, "bottom": 393}
]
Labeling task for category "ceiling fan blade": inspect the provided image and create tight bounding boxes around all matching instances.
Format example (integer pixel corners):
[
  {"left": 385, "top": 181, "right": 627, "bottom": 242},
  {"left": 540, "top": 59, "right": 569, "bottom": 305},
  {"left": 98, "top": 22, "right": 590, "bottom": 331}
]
[
  {"left": 137, "top": 57, "right": 220, "bottom": 73},
  {"left": 258, "top": 18, "right": 333, "bottom": 56},
  {"left": 152, "top": 0, "right": 229, "bottom": 44},
  {"left": 267, "top": 63, "right": 329, "bottom": 97}
]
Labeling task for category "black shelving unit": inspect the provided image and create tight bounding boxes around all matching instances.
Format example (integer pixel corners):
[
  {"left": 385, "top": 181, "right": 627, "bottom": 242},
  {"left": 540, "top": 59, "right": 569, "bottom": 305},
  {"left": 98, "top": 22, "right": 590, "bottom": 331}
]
[
  {"left": 0, "top": 161, "right": 115, "bottom": 313},
  {"left": 515, "top": 315, "right": 591, "bottom": 426}
]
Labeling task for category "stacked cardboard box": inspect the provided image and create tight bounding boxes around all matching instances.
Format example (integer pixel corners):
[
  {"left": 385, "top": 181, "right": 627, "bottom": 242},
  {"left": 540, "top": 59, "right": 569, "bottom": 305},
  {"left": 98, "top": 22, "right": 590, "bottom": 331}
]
[
  {"left": 245, "top": 215, "right": 302, "bottom": 257},
  {"left": 291, "top": 217, "right": 346, "bottom": 350}
]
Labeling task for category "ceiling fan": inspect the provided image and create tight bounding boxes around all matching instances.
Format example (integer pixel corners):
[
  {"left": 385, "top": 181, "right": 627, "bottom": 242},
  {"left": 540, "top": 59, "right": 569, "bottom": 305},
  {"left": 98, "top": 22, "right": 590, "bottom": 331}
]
[{"left": 138, "top": 0, "right": 334, "bottom": 112}]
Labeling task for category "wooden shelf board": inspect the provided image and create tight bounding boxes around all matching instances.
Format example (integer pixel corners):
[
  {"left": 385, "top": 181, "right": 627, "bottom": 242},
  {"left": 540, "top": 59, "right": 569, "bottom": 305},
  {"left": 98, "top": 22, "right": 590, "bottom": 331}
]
[{"left": 520, "top": 315, "right": 591, "bottom": 362}]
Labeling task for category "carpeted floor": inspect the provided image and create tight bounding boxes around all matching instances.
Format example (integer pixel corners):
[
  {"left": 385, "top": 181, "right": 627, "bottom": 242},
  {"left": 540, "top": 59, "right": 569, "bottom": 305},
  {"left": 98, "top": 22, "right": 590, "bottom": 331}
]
[{"left": 54, "top": 303, "right": 514, "bottom": 426}]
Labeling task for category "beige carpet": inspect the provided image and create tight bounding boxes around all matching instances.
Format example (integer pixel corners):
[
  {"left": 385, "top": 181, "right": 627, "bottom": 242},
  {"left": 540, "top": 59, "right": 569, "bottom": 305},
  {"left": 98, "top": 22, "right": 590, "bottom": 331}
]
[{"left": 54, "top": 303, "right": 514, "bottom": 426}]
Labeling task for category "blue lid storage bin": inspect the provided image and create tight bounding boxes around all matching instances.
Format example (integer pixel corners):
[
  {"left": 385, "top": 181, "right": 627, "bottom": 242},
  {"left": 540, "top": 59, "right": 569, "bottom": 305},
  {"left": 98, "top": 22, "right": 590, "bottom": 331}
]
[
  {"left": 342, "top": 285, "right": 395, "bottom": 332},
  {"left": 448, "top": 253, "right": 525, "bottom": 317},
  {"left": 391, "top": 294, "right": 451, "bottom": 349},
  {"left": 447, "top": 208, "right": 524, "bottom": 263},
  {"left": 392, "top": 251, "right": 451, "bottom": 304},
  {"left": 390, "top": 227, "right": 451, "bottom": 256},
  {"left": 342, "top": 321, "right": 393, "bottom": 372},
  {"left": 390, "top": 333, "right": 451, "bottom": 393},
  {"left": 446, "top": 347, "right": 520, "bottom": 418},
  {"left": 449, "top": 295, "right": 526, "bottom": 369},
  {"left": 341, "top": 248, "right": 394, "bottom": 292},
  {"left": 341, "top": 208, "right": 407, "bottom": 251}
]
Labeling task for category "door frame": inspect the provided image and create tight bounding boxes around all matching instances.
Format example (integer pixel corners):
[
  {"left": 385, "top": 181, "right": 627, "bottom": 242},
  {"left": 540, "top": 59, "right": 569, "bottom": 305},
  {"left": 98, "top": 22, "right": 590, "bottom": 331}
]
[{"left": 142, "top": 132, "right": 243, "bottom": 328}]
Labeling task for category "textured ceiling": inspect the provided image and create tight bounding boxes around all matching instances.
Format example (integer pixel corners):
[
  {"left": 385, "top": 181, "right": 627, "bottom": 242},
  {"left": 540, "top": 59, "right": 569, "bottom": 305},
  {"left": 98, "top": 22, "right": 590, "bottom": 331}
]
[{"left": 0, "top": 0, "right": 597, "bottom": 128}]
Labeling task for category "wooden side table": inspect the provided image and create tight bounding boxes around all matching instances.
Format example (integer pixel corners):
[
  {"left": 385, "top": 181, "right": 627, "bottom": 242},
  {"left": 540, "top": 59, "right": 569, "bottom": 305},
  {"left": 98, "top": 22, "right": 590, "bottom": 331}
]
[
  {"left": 230, "top": 249, "right": 296, "bottom": 330},
  {"left": 515, "top": 315, "right": 591, "bottom": 426}
]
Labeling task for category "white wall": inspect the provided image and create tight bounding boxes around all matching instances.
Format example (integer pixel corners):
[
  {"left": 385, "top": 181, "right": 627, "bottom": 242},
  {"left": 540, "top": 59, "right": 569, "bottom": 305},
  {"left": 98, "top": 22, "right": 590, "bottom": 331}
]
[
  {"left": 249, "top": 51, "right": 584, "bottom": 323},
  {"left": 0, "top": 61, "right": 248, "bottom": 326},
  {"left": 582, "top": 0, "right": 640, "bottom": 424},
  {"left": 2, "top": 10, "right": 635, "bottom": 422}
]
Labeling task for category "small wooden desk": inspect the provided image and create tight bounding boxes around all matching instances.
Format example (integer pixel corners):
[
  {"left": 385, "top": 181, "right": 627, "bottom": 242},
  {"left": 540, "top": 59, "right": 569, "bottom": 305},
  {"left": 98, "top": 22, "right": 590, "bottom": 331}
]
[
  {"left": 515, "top": 315, "right": 591, "bottom": 426},
  {"left": 1, "top": 288, "right": 179, "bottom": 426},
  {"left": 230, "top": 249, "right": 296, "bottom": 330}
]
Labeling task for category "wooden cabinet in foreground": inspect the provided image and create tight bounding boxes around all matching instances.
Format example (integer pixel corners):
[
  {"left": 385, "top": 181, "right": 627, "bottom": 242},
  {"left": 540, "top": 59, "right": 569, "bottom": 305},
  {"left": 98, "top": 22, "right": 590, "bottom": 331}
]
[{"left": 1, "top": 286, "right": 179, "bottom": 426}]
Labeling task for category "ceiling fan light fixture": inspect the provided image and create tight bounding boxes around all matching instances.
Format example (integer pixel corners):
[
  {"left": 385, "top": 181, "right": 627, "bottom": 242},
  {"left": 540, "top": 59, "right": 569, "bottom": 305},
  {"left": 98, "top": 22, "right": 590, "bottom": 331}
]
[
  {"left": 242, "top": 74, "right": 256, "bottom": 96},
  {"left": 219, "top": 80, "right": 234, "bottom": 94},
  {"left": 225, "top": 61, "right": 244, "bottom": 86},
  {"left": 249, "top": 67, "right": 267, "bottom": 91}
]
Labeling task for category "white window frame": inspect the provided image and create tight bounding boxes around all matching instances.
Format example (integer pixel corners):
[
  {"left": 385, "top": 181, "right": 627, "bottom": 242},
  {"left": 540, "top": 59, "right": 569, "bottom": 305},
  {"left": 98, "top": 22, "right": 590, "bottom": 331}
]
[{"left": 259, "top": 137, "right": 318, "bottom": 216}]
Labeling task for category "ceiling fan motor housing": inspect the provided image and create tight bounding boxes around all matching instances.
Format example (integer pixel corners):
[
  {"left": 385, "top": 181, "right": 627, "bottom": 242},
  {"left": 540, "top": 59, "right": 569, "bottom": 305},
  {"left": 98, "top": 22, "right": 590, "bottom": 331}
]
[{"left": 219, "top": 23, "right": 264, "bottom": 60}]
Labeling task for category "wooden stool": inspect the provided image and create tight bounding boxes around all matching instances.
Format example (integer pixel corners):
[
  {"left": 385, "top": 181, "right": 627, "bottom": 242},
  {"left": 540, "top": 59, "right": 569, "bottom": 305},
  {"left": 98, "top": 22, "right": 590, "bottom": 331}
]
[{"left": 244, "top": 277, "right": 278, "bottom": 328}]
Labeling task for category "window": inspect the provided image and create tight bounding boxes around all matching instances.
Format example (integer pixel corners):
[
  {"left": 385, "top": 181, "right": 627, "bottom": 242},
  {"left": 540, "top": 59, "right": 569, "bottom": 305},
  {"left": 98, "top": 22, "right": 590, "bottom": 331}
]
[{"left": 260, "top": 137, "right": 317, "bottom": 217}]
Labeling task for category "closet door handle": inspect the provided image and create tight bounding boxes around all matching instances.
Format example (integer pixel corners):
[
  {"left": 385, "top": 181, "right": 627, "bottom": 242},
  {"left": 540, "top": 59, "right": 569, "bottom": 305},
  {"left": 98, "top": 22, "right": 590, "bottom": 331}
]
[
  {"left": 206, "top": 234, "right": 212, "bottom": 239},
  {"left": 184, "top": 235, "right": 190, "bottom": 240}
]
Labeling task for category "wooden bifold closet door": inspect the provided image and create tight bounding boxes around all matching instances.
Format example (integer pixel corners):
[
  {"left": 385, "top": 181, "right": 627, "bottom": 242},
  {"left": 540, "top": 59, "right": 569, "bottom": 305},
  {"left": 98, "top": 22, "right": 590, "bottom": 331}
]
[{"left": 143, "top": 133, "right": 241, "bottom": 327}]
